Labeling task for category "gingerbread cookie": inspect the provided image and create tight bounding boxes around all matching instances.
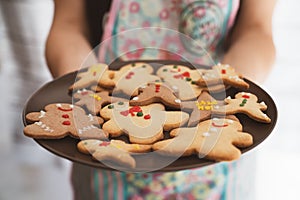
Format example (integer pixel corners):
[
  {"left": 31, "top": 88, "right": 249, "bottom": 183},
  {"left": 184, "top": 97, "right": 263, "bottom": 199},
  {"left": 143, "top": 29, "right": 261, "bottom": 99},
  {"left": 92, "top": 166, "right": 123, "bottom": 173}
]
[
  {"left": 129, "top": 82, "right": 181, "bottom": 109},
  {"left": 156, "top": 64, "right": 225, "bottom": 101},
  {"left": 152, "top": 116, "right": 253, "bottom": 161},
  {"left": 213, "top": 92, "right": 271, "bottom": 123},
  {"left": 181, "top": 91, "right": 222, "bottom": 126},
  {"left": 73, "top": 89, "right": 126, "bottom": 115},
  {"left": 100, "top": 62, "right": 161, "bottom": 96},
  {"left": 77, "top": 139, "right": 136, "bottom": 168},
  {"left": 78, "top": 139, "right": 152, "bottom": 154},
  {"left": 196, "top": 63, "right": 249, "bottom": 89},
  {"left": 156, "top": 64, "right": 204, "bottom": 100},
  {"left": 100, "top": 102, "right": 189, "bottom": 144},
  {"left": 24, "top": 103, "right": 107, "bottom": 139},
  {"left": 69, "top": 63, "right": 110, "bottom": 92}
]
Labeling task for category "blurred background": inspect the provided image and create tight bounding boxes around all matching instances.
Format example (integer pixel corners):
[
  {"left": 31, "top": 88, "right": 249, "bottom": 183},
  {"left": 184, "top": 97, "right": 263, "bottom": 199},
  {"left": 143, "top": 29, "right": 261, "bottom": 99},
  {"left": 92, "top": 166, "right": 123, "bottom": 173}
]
[{"left": 0, "top": 0, "right": 299, "bottom": 199}]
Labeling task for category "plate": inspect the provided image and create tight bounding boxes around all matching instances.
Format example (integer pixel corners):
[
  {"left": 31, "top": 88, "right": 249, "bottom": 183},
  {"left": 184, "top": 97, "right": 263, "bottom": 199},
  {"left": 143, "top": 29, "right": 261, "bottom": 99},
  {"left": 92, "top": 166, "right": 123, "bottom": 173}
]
[{"left": 22, "top": 60, "right": 277, "bottom": 172}]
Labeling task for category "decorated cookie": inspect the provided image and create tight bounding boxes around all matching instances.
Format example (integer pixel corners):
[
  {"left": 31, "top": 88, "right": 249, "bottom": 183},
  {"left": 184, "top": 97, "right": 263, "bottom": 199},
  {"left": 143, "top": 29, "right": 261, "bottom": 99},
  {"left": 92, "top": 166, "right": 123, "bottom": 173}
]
[
  {"left": 100, "top": 62, "right": 161, "bottom": 96},
  {"left": 156, "top": 64, "right": 204, "bottom": 100},
  {"left": 100, "top": 102, "right": 189, "bottom": 144},
  {"left": 213, "top": 92, "right": 271, "bottom": 123},
  {"left": 152, "top": 117, "right": 253, "bottom": 161},
  {"left": 196, "top": 63, "right": 249, "bottom": 89},
  {"left": 77, "top": 139, "right": 136, "bottom": 168},
  {"left": 73, "top": 89, "right": 126, "bottom": 115},
  {"left": 78, "top": 139, "right": 152, "bottom": 154},
  {"left": 69, "top": 63, "right": 110, "bottom": 92},
  {"left": 156, "top": 64, "right": 225, "bottom": 101},
  {"left": 129, "top": 82, "right": 182, "bottom": 109},
  {"left": 181, "top": 91, "right": 222, "bottom": 126},
  {"left": 24, "top": 103, "right": 108, "bottom": 139}
]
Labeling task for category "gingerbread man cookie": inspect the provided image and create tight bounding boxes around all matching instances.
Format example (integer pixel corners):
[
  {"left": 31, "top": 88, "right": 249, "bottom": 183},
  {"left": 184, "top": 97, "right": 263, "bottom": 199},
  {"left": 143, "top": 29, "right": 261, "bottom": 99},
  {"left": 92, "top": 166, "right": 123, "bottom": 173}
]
[
  {"left": 24, "top": 103, "right": 108, "bottom": 139},
  {"left": 100, "top": 62, "right": 161, "bottom": 96},
  {"left": 129, "top": 82, "right": 182, "bottom": 109},
  {"left": 156, "top": 64, "right": 225, "bottom": 101},
  {"left": 77, "top": 139, "right": 152, "bottom": 168},
  {"left": 100, "top": 102, "right": 189, "bottom": 144},
  {"left": 181, "top": 91, "right": 222, "bottom": 126},
  {"left": 152, "top": 117, "right": 253, "bottom": 161},
  {"left": 196, "top": 63, "right": 249, "bottom": 89},
  {"left": 73, "top": 89, "right": 126, "bottom": 115},
  {"left": 214, "top": 92, "right": 271, "bottom": 123},
  {"left": 156, "top": 64, "right": 204, "bottom": 100},
  {"left": 69, "top": 63, "right": 110, "bottom": 92}
]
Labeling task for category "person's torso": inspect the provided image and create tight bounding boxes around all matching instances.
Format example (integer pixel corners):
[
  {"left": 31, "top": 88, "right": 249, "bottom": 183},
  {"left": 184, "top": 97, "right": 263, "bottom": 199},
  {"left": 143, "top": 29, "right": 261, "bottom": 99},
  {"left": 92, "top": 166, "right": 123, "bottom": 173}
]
[{"left": 99, "top": 0, "right": 240, "bottom": 65}]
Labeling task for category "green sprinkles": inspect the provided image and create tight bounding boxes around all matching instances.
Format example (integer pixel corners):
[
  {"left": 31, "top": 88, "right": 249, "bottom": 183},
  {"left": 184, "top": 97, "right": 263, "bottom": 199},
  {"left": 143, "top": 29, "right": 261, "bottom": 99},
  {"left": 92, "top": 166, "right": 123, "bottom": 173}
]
[
  {"left": 118, "top": 102, "right": 124, "bottom": 105},
  {"left": 108, "top": 105, "right": 114, "bottom": 109},
  {"left": 142, "top": 65, "right": 146, "bottom": 68},
  {"left": 185, "top": 77, "right": 192, "bottom": 81},
  {"left": 155, "top": 80, "right": 160, "bottom": 82},
  {"left": 240, "top": 99, "right": 248, "bottom": 107},
  {"left": 173, "top": 65, "right": 178, "bottom": 69},
  {"left": 163, "top": 69, "right": 168, "bottom": 72},
  {"left": 132, "top": 63, "right": 136, "bottom": 67},
  {"left": 137, "top": 112, "right": 143, "bottom": 117},
  {"left": 191, "top": 81, "right": 197, "bottom": 85}
]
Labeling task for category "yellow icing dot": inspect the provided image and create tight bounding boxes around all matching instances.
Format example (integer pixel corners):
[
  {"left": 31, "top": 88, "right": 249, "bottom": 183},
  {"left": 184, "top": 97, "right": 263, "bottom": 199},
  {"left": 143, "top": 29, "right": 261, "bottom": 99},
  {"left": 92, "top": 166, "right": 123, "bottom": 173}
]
[
  {"left": 89, "top": 94, "right": 102, "bottom": 101},
  {"left": 200, "top": 100, "right": 206, "bottom": 105},
  {"left": 205, "top": 105, "right": 212, "bottom": 110},
  {"left": 195, "top": 101, "right": 215, "bottom": 110},
  {"left": 133, "top": 144, "right": 140, "bottom": 150},
  {"left": 111, "top": 143, "right": 122, "bottom": 150}
]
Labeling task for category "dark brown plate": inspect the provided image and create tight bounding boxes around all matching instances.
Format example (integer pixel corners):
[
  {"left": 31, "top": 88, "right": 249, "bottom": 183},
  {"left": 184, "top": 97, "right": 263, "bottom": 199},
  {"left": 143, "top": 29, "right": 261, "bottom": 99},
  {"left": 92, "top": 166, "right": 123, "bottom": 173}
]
[{"left": 22, "top": 60, "right": 277, "bottom": 172}]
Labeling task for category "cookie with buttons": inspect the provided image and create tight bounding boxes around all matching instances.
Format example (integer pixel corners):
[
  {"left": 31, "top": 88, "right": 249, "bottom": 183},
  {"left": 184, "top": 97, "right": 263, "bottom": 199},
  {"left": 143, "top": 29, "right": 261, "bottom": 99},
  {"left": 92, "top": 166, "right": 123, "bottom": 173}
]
[
  {"left": 181, "top": 91, "right": 223, "bottom": 126},
  {"left": 156, "top": 64, "right": 205, "bottom": 100},
  {"left": 196, "top": 63, "right": 249, "bottom": 89},
  {"left": 213, "top": 92, "right": 271, "bottom": 123},
  {"left": 129, "top": 82, "right": 182, "bottom": 109},
  {"left": 77, "top": 139, "right": 152, "bottom": 168},
  {"left": 77, "top": 139, "right": 136, "bottom": 168},
  {"left": 100, "top": 62, "right": 161, "bottom": 96},
  {"left": 73, "top": 89, "right": 126, "bottom": 115},
  {"left": 100, "top": 102, "right": 189, "bottom": 144},
  {"left": 152, "top": 116, "right": 253, "bottom": 161},
  {"left": 24, "top": 103, "right": 107, "bottom": 139},
  {"left": 156, "top": 64, "right": 225, "bottom": 101},
  {"left": 69, "top": 63, "right": 111, "bottom": 92}
]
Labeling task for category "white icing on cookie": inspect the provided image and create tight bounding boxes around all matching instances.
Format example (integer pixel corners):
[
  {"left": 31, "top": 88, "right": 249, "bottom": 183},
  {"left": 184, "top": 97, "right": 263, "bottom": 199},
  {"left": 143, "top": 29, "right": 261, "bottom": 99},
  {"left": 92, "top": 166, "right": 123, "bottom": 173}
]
[
  {"left": 132, "top": 97, "right": 139, "bottom": 101},
  {"left": 34, "top": 121, "right": 54, "bottom": 132},
  {"left": 38, "top": 111, "right": 46, "bottom": 118}
]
